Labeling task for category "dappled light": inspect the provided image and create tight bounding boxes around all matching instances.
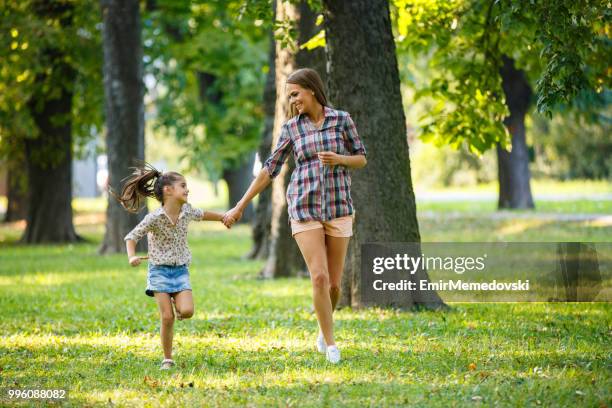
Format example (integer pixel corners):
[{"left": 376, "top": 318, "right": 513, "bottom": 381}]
[{"left": 0, "top": 0, "right": 609, "bottom": 405}]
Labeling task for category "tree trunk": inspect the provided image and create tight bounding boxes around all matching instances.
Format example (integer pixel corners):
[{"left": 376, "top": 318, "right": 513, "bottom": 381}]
[
  {"left": 223, "top": 156, "right": 255, "bottom": 223},
  {"left": 323, "top": 0, "right": 445, "bottom": 309},
  {"left": 22, "top": 1, "right": 81, "bottom": 243},
  {"left": 24, "top": 82, "right": 81, "bottom": 243},
  {"left": 261, "top": 0, "right": 322, "bottom": 278},
  {"left": 497, "top": 55, "right": 534, "bottom": 209},
  {"left": 251, "top": 0, "right": 325, "bottom": 262},
  {"left": 296, "top": 1, "right": 326, "bottom": 80},
  {"left": 4, "top": 165, "right": 27, "bottom": 222},
  {"left": 99, "top": 0, "right": 146, "bottom": 254},
  {"left": 195, "top": 71, "right": 256, "bottom": 224},
  {"left": 248, "top": 23, "right": 276, "bottom": 260}
]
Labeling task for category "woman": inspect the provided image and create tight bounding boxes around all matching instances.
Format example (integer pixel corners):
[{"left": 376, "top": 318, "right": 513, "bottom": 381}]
[{"left": 223, "top": 68, "right": 367, "bottom": 363}]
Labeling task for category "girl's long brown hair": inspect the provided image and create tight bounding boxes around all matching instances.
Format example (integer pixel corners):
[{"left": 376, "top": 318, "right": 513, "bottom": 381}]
[
  {"left": 286, "top": 68, "right": 330, "bottom": 118},
  {"left": 111, "top": 161, "right": 183, "bottom": 213}
]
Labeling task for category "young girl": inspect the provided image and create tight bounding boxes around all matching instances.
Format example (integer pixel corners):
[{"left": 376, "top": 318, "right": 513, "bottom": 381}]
[{"left": 114, "top": 162, "right": 225, "bottom": 370}]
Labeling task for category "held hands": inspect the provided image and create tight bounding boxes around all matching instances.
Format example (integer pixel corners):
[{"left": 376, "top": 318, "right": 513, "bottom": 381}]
[
  {"left": 318, "top": 151, "right": 344, "bottom": 166},
  {"left": 222, "top": 206, "right": 243, "bottom": 229}
]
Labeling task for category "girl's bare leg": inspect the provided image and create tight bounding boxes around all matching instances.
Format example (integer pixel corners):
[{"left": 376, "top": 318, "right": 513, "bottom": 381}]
[
  {"left": 154, "top": 292, "right": 175, "bottom": 359},
  {"left": 172, "top": 290, "right": 194, "bottom": 320}
]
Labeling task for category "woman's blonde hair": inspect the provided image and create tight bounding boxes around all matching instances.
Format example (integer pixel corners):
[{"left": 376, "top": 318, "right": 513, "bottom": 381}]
[{"left": 286, "top": 68, "right": 329, "bottom": 118}]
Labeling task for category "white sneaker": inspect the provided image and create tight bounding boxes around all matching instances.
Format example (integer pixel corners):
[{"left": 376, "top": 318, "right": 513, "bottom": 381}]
[
  {"left": 326, "top": 345, "right": 341, "bottom": 364},
  {"left": 316, "top": 332, "right": 327, "bottom": 353}
]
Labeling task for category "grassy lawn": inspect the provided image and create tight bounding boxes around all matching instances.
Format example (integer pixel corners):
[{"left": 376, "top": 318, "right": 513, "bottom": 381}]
[
  {"left": 416, "top": 199, "right": 612, "bottom": 215},
  {"left": 0, "top": 200, "right": 610, "bottom": 406},
  {"left": 415, "top": 179, "right": 612, "bottom": 195}
]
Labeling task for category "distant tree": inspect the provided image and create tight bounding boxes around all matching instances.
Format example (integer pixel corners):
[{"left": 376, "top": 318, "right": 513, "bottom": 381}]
[
  {"left": 260, "top": 0, "right": 327, "bottom": 278},
  {"left": 99, "top": 0, "right": 146, "bottom": 254},
  {"left": 393, "top": 0, "right": 610, "bottom": 208},
  {"left": 143, "top": 0, "right": 267, "bottom": 213},
  {"left": 2, "top": 147, "right": 28, "bottom": 222},
  {"left": 249, "top": 0, "right": 327, "bottom": 261},
  {"left": 0, "top": 0, "right": 103, "bottom": 242},
  {"left": 249, "top": 22, "right": 276, "bottom": 260},
  {"left": 323, "top": 0, "right": 445, "bottom": 309}
]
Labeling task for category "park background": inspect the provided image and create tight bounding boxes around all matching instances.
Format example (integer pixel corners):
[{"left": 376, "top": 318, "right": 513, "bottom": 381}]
[{"left": 0, "top": 0, "right": 610, "bottom": 406}]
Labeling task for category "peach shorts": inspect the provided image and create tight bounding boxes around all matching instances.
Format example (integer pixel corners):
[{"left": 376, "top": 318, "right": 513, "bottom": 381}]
[{"left": 290, "top": 215, "right": 354, "bottom": 237}]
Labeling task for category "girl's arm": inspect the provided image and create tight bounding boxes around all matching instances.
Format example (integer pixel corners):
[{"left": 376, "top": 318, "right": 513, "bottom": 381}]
[
  {"left": 125, "top": 239, "right": 142, "bottom": 266},
  {"left": 202, "top": 210, "right": 224, "bottom": 222},
  {"left": 124, "top": 214, "right": 153, "bottom": 266},
  {"left": 223, "top": 169, "right": 271, "bottom": 226}
]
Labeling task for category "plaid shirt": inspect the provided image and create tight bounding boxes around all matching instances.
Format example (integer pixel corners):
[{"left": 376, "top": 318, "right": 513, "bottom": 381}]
[{"left": 263, "top": 106, "right": 367, "bottom": 222}]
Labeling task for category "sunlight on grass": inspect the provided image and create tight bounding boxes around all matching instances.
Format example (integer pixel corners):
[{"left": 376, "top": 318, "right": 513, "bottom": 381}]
[
  {"left": 7, "top": 270, "right": 126, "bottom": 287},
  {"left": 418, "top": 179, "right": 612, "bottom": 195},
  {"left": 495, "top": 219, "right": 548, "bottom": 236},
  {"left": 0, "top": 195, "right": 610, "bottom": 406}
]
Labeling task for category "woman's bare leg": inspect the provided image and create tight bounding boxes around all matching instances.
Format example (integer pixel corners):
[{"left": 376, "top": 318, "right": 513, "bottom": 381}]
[
  {"left": 325, "top": 235, "right": 350, "bottom": 311},
  {"left": 294, "top": 228, "right": 335, "bottom": 346}
]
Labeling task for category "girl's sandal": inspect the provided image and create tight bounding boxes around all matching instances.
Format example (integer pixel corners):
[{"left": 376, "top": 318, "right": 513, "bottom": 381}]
[{"left": 160, "top": 358, "right": 175, "bottom": 370}]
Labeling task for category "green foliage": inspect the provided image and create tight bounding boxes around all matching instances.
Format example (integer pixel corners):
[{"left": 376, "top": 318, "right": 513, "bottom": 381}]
[
  {"left": 531, "top": 108, "right": 612, "bottom": 180},
  {"left": 411, "top": 140, "right": 498, "bottom": 188},
  {"left": 143, "top": 1, "right": 268, "bottom": 180},
  {"left": 502, "top": 0, "right": 610, "bottom": 115},
  {"left": 393, "top": 0, "right": 610, "bottom": 154},
  {"left": 393, "top": 0, "right": 510, "bottom": 155},
  {"left": 0, "top": 0, "right": 103, "bottom": 163}
]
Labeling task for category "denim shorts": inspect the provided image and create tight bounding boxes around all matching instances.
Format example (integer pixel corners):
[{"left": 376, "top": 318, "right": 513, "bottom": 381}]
[{"left": 145, "top": 264, "right": 191, "bottom": 297}]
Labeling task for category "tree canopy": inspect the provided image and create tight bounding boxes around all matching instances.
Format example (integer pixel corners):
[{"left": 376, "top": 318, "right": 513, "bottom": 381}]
[
  {"left": 392, "top": 0, "right": 610, "bottom": 154},
  {"left": 0, "top": 0, "right": 103, "bottom": 162},
  {"left": 143, "top": 0, "right": 269, "bottom": 179}
]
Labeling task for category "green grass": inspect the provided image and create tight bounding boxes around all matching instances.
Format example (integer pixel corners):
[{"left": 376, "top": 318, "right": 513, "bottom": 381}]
[
  {"left": 418, "top": 213, "right": 611, "bottom": 242},
  {"left": 417, "top": 179, "right": 612, "bottom": 195},
  {"left": 416, "top": 199, "right": 612, "bottom": 214},
  {"left": 0, "top": 207, "right": 611, "bottom": 406}
]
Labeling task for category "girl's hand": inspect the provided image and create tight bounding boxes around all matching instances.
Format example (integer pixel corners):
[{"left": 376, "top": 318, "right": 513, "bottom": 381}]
[
  {"left": 129, "top": 256, "right": 142, "bottom": 267},
  {"left": 318, "top": 151, "right": 344, "bottom": 166},
  {"left": 222, "top": 207, "right": 243, "bottom": 228}
]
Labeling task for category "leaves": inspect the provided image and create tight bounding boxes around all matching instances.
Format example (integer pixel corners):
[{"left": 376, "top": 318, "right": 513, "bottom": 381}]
[
  {"left": 0, "top": 0, "right": 103, "bottom": 163},
  {"left": 393, "top": 0, "right": 610, "bottom": 154},
  {"left": 143, "top": 375, "right": 160, "bottom": 388},
  {"left": 143, "top": 0, "right": 267, "bottom": 179}
]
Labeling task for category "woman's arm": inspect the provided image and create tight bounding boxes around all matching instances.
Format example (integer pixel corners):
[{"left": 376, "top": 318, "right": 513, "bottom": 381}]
[
  {"left": 318, "top": 152, "right": 367, "bottom": 169},
  {"left": 223, "top": 169, "right": 272, "bottom": 226},
  {"left": 339, "top": 153, "right": 367, "bottom": 169}
]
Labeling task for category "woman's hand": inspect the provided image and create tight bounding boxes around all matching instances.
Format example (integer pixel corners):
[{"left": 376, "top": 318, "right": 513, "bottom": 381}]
[
  {"left": 318, "top": 151, "right": 345, "bottom": 166},
  {"left": 222, "top": 206, "right": 243, "bottom": 228}
]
